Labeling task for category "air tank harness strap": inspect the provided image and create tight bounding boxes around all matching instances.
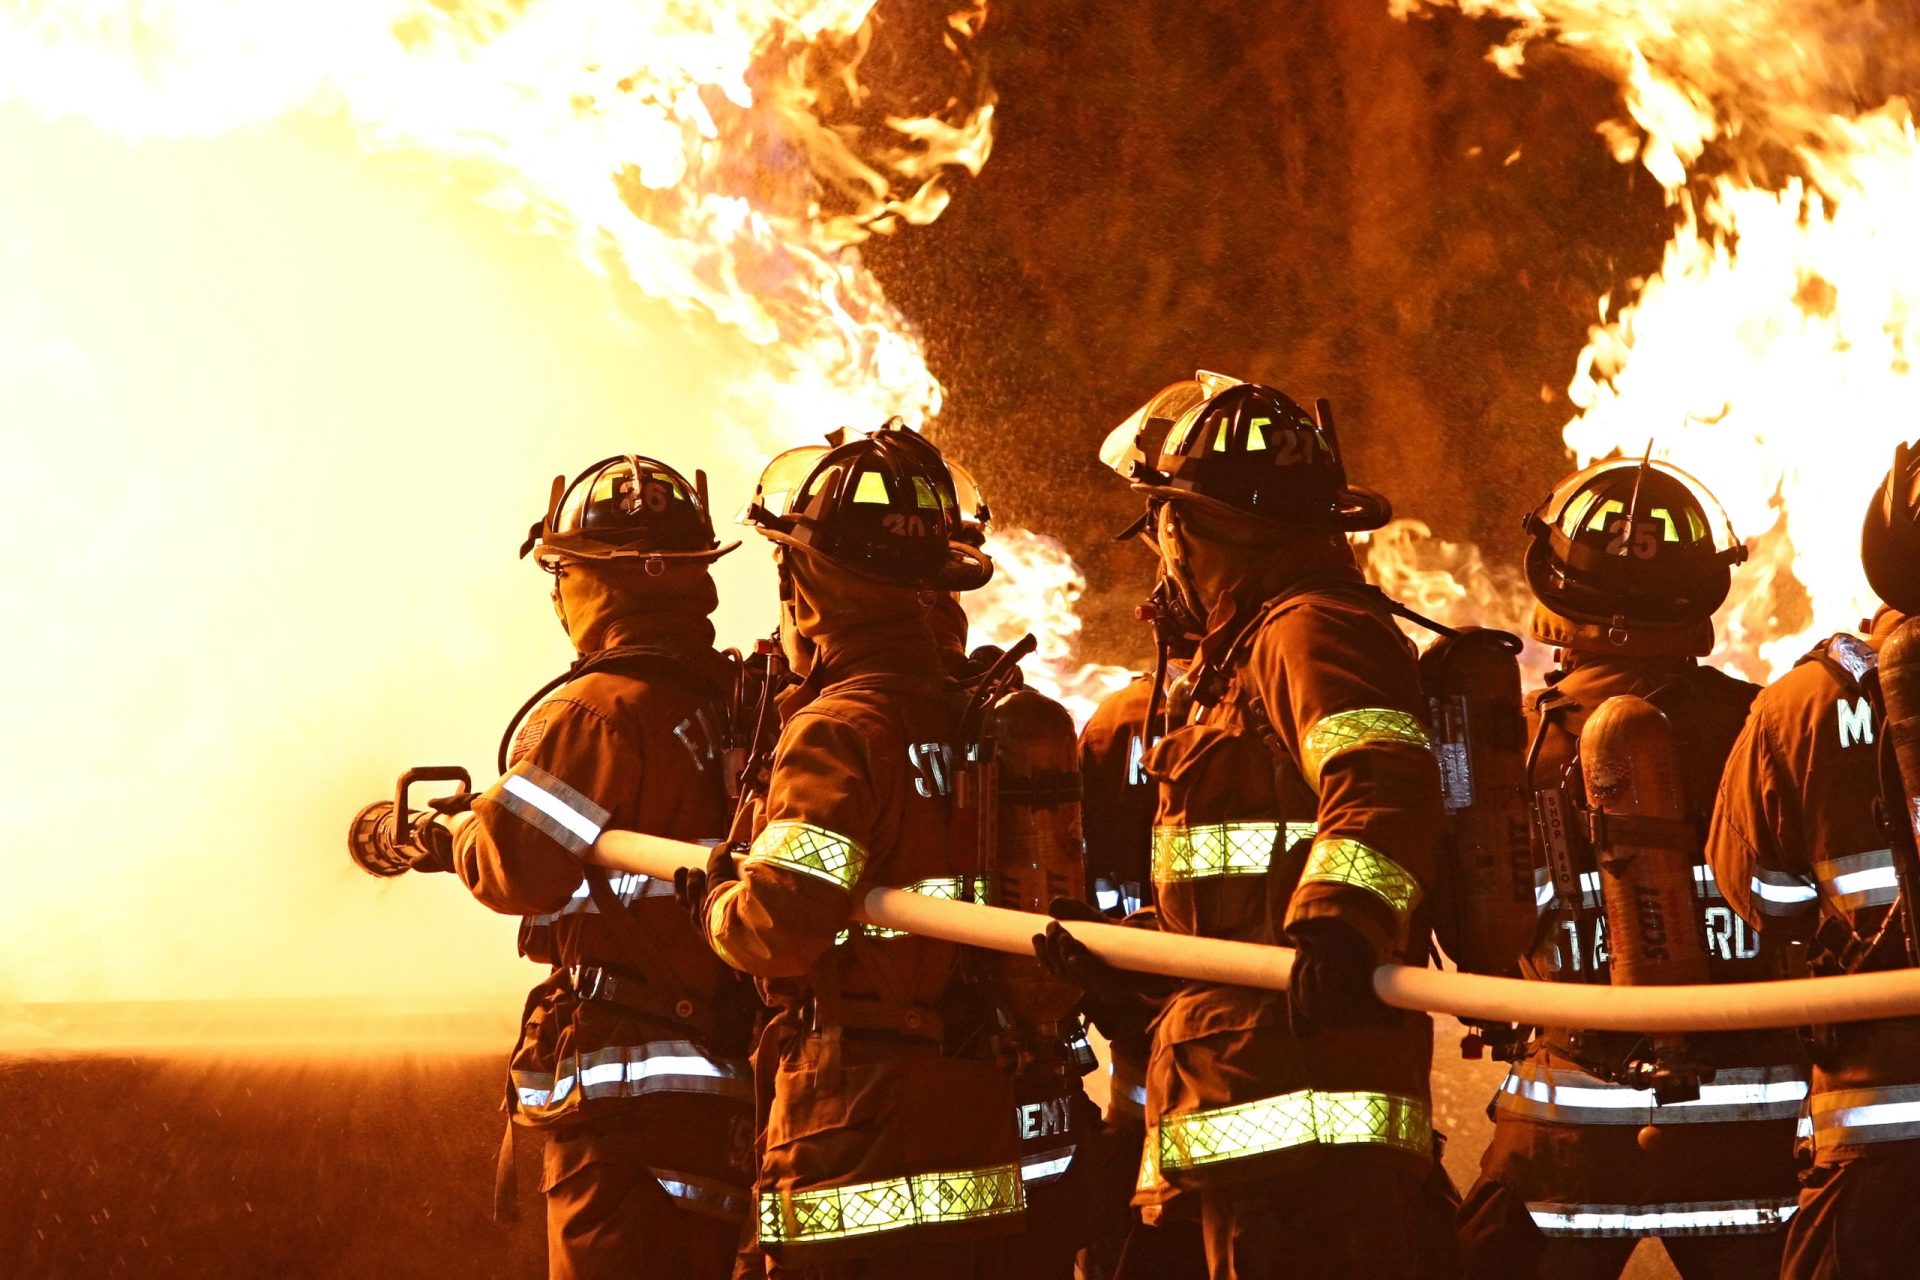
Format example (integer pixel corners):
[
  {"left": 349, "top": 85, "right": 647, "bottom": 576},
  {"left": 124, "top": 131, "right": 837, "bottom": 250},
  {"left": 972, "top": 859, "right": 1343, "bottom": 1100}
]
[{"left": 1584, "top": 811, "right": 1698, "bottom": 853}]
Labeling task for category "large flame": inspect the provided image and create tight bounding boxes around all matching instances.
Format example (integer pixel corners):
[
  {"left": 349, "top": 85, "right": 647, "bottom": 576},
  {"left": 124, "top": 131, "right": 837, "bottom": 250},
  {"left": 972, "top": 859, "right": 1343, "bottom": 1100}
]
[
  {"left": 1395, "top": 0, "right": 1920, "bottom": 678},
  {"left": 0, "top": 0, "right": 996, "bottom": 1011}
]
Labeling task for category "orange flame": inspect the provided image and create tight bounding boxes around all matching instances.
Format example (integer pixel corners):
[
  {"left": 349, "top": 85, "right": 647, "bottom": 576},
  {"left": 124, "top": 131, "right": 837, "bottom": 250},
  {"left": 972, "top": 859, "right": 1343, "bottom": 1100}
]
[{"left": 1397, "top": 0, "right": 1920, "bottom": 677}]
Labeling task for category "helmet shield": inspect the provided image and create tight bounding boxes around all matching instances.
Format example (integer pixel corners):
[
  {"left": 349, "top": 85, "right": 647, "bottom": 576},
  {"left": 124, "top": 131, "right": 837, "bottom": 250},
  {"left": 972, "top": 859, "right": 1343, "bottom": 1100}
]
[
  {"left": 1524, "top": 457, "right": 1745, "bottom": 624},
  {"left": 527, "top": 454, "right": 736, "bottom": 566}
]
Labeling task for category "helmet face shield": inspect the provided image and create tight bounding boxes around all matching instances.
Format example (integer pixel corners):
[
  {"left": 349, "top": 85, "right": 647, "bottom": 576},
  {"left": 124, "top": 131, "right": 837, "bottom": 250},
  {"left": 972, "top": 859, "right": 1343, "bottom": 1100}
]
[
  {"left": 1102, "top": 373, "right": 1240, "bottom": 482},
  {"left": 747, "top": 446, "right": 830, "bottom": 525}
]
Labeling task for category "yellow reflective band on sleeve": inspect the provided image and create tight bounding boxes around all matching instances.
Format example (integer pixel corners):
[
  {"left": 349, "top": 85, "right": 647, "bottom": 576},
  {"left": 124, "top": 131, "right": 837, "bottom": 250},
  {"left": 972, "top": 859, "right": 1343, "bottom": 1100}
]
[
  {"left": 1299, "top": 837, "right": 1423, "bottom": 927},
  {"left": 1157, "top": 1088, "right": 1430, "bottom": 1172},
  {"left": 850, "top": 877, "right": 989, "bottom": 939},
  {"left": 1152, "top": 821, "right": 1318, "bottom": 883},
  {"left": 746, "top": 820, "right": 866, "bottom": 890},
  {"left": 1299, "top": 708, "right": 1432, "bottom": 792},
  {"left": 758, "top": 1163, "right": 1024, "bottom": 1245}
]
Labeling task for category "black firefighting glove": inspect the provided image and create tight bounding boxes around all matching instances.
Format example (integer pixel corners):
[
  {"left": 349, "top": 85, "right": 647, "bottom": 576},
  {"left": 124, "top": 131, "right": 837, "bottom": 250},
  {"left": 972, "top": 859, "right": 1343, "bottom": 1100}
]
[
  {"left": 1032, "top": 898, "right": 1167, "bottom": 1051},
  {"left": 404, "top": 810, "right": 458, "bottom": 874},
  {"left": 1286, "top": 918, "right": 1390, "bottom": 1037},
  {"left": 674, "top": 843, "right": 741, "bottom": 934}
]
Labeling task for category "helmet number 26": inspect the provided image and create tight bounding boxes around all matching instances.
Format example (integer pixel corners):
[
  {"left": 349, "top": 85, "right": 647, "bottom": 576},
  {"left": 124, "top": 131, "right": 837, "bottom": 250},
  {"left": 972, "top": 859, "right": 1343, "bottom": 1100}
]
[{"left": 1606, "top": 518, "right": 1660, "bottom": 560}]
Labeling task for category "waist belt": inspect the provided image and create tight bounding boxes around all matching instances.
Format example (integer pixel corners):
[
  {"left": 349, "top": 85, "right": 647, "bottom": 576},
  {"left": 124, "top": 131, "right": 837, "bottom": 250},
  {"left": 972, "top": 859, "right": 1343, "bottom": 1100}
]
[
  {"left": 1149, "top": 1087, "right": 1430, "bottom": 1177},
  {"left": 511, "top": 1040, "right": 752, "bottom": 1114},
  {"left": 812, "top": 995, "right": 945, "bottom": 1044},
  {"left": 1151, "top": 821, "right": 1317, "bottom": 883},
  {"left": 569, "top": 963, "right": 719, "bottom": 1037},
  {"left": 1495, "top": 1062, "right": 1808, "bottom": 1127},
  {"left": 759, "top": 1162, "right": 1025, "bottom": 1247},
  {"left": 1807, "top": 1082, "right": 1920, "bottom": 1154},
  {"left": 1525, "top": 1198, "right": 1798, "bottom": 1239}
]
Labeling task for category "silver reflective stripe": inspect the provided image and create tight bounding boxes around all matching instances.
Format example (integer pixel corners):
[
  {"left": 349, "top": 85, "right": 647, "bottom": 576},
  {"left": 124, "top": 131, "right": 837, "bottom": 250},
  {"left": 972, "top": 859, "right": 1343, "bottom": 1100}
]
[
  {"left": 1495, "top": 1064, "right": 1807, "bottom": 1126},
  {"left": 498, "top": 763, "right": 610, "bottom": 854},
  {"left": 513, "top": 1041, "right": 750, "bottom": 1110},
  {"left": 1817, "top": 849, "right": 1899, "bottom": 912},
  {"left": 1020, "top": 1146, "right": 1076, "bottom": 1186},
  {"left": 527, "top": 872, "right": 674, "bottom": 925},
  {"left": 1692, "top": 864, "right": 1724, "bottom": 900},
  {"left": 1539, "top": 869, "right": 1605, "bottom": 912},
  {"left": 652, "top": 1168, "right": 752, "bottom": 1221},
  {"left": 1809, "top": 1083, "right": 1920, "bottom": 1151},
  {"left": 1750, "top": 867, "right": 1820, "bottom": 916},
  {"left": 1527, "top": 1199, "right": 1797, "bottom": 1238}
]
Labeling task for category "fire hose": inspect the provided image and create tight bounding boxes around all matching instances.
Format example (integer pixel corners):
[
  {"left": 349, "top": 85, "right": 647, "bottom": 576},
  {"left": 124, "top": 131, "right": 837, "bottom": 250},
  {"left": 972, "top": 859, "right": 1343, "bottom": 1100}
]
[{"left": 593, "top": 829, "right": 1920, "bottom": 1032}]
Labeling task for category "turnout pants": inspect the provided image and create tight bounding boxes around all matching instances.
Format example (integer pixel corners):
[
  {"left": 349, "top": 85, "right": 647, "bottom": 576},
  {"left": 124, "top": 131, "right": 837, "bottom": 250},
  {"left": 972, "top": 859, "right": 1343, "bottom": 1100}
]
[
  {"left": 1781, "top": 1150, "right": 1920, "bottom": 1280},
  {"left": 1196, "top": 1151, "right": 1459, "bottom": 1280},
  {"left": 1458, "top": 1175, "right": 1788, "bottom": 1280},
  {"left": 543, "top": 1126, "right": 743, "bottom": 1280}
]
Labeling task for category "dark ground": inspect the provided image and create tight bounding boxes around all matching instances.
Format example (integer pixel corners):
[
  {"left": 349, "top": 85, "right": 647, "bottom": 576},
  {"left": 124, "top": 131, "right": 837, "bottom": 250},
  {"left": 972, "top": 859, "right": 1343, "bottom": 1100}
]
[{"left": 0, "top": 1002, "right": 1678, "bottom": 1279}]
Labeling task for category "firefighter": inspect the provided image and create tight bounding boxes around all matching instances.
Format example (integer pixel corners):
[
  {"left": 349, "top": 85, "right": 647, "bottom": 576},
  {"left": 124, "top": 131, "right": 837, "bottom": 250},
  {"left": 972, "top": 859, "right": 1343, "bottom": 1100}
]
[
  {"left": 1706, "top": 444, "right": 1920, "bottom": 1280},
  {"left": 922, "top": 451, "right": 1110, "bottom": 1280},
  {"left": 1074, "top": 533, "right": 1207, "bottom": 1279},
  {"left": 1095, "top": 373, "right": 1454, "bottom": 1279},
  {"left": 684, "top": 424, "right": 1025, "bottom": 1278},
  {"left": 1456, "top": 457, "right": 1803, "bottom": 1278},
  {"left": 411, "top": 454, "right": 755, "bottom": 1279}
]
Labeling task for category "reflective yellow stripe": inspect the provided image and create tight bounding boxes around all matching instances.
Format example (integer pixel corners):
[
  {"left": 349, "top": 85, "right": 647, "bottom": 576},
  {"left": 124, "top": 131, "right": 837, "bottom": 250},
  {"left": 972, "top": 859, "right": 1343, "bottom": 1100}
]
[
  {"left": 1156, "top": 1088, "right": 1429, "bottom": 1171},
  {"left": 1299, "top": 837, "right": 1422, "bottom": 928},
  {"left": 1299, "top": 708, "right": 1432, "bottom": 791},
  {"left": 747, "top": 820, "right": 866, "bottom": 890},
  {"left": 759, "top": 1163, "right": 1024, "bottom": 1244},
  {"left": 850, "top": 877, "right": 988, "bottom": 939},
  {"left": 1152, "top": 821, "right": 1317, "bottom": 883}
]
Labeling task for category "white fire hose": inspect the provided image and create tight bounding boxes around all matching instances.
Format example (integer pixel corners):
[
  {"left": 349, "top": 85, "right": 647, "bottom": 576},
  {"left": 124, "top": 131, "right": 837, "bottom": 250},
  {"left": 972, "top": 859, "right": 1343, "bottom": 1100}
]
[{"left": 593, "top": 830, "right": 1920, "bottom": 1032}]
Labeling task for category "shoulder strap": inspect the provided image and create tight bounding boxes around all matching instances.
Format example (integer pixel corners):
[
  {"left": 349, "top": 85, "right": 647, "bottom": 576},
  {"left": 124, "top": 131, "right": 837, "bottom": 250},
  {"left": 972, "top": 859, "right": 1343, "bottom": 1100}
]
[{"left": 1796, "top": 633, "right": 1879, "bottom": 699}]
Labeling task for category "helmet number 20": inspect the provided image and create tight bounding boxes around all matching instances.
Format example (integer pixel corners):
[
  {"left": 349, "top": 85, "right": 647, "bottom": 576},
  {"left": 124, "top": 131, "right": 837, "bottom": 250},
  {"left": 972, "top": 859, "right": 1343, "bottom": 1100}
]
[
  {"left": 1605, "top": 518, "right": 1660, "bottom": 560},
  {"left": 883, "top": 513, "right": 929, "bottom": 538}
]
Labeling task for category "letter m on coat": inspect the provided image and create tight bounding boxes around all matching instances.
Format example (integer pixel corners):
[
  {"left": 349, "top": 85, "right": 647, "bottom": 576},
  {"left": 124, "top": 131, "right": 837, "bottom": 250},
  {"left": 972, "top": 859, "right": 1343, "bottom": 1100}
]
[{"left": 1839, "top": 696, "right": 1875, "bottom": 750}]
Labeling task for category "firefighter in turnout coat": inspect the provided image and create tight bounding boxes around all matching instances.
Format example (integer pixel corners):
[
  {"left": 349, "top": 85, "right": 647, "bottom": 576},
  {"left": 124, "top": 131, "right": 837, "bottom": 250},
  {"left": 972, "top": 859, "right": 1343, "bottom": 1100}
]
[
  {"left": 1099, "top": 373, "right": 1454, "bottom": 1279},
  {"left": 418, "top": 454, "right": 755, "bottom": 1279},
  {"left": 1457, "top": 458, "right": 1803, "bottom": 1279},
  {"left": 1706, "top": 445, "right": 1920, "bottom": 1280},
  {"left": 689, "top": 425, "right": 1024, "bottom": 1278}
]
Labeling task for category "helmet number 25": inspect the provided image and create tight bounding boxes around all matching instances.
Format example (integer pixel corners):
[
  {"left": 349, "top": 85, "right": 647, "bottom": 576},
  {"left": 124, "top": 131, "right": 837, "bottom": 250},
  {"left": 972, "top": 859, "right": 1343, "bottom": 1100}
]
[{"left": 1606, "top": 518, "right": 1660, "bottom": 560}]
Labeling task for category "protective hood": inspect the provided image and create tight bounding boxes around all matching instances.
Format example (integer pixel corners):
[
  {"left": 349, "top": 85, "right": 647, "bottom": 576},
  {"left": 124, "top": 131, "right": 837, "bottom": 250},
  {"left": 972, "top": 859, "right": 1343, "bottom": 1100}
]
[
  {"left": 785, "top": 545, "right": 940, "bottom": 676},
  {"left": 556, "top": 559, "right": 721, "bottom": 660}
]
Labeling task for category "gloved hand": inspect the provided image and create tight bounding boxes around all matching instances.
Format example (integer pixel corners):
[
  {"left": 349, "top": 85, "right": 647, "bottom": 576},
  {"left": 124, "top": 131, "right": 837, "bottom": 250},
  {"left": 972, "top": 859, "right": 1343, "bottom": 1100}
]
[
  {"left": 1032, "top": 898, "right": 1166, "bottom": 1048},
  {"left": 405, "top": 811, "right": 457, "bottom": 874},
  {"left": 1286, "top": 918, "right": 1389, "bottom": 1037},
  {"left": 675, "top": 843, "right": 741, "bottom": 934}
]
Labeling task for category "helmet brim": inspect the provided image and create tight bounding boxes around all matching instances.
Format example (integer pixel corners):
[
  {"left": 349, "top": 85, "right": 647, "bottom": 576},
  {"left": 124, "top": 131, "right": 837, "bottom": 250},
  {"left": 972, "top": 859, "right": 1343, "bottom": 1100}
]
[
  {"left": 1132, "top": 482, "right": 1393, "bottom": 533},
  {"left": 753, "top": 526, "right": 993, "bottom": 593},
  {"left": 536, "top": 538, "right": 740, "bottom": 569}
]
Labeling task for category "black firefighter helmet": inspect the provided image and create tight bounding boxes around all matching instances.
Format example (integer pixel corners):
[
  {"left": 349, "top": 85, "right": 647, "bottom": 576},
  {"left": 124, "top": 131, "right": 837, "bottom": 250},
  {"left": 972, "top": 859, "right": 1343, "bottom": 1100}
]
[
  {"left": 743, "top": 421, "right": 994, "bottom": 592},
  {"left": 520, "top": 454, "right": 738, "bottom": 570},
  {"left": 1863, "top": 440, "right": 1920, "bottom": 615},
  {"left": 1101, "top": 373, "right": 1392, "bottom": 532},
  {"left": 1522, "top": 454, "right": 1746, "bottom": 627}
]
